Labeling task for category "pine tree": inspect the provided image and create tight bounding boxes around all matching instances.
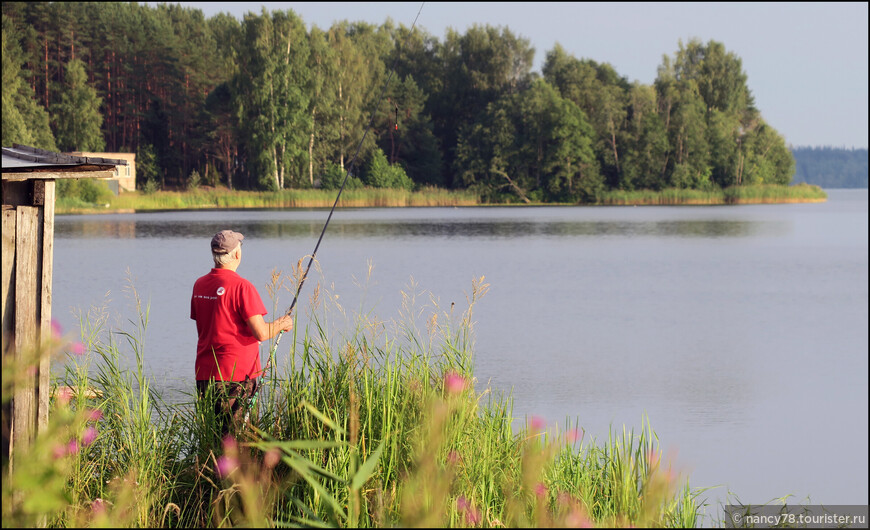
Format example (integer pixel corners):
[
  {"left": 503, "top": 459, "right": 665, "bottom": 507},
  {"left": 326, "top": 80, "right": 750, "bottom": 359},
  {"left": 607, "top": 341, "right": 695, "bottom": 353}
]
[
  {"left": 52, "top": 58, "right": 105, "bottom": 152},
  {"left": 2, "top": 13, "right": 57, "bottom": 150}
]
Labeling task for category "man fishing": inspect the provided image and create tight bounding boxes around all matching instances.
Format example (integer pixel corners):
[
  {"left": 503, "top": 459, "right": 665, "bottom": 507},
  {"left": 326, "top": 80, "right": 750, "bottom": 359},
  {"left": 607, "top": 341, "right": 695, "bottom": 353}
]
[{"left": 191, "top": 229, "right": 294, "bottom": 437}]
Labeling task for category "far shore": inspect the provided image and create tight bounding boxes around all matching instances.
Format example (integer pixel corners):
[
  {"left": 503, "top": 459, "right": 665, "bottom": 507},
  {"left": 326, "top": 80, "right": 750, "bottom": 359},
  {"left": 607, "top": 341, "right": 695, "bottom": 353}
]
[{"left": 55, "top": 183, "right": 827, "bottom": 215}]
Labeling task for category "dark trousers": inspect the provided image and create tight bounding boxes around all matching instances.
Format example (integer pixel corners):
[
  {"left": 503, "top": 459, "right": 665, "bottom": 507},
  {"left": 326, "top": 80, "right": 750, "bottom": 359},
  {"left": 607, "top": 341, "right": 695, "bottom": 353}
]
[{"left": 196, "top": 377, "right": 258, "bottom": 438}]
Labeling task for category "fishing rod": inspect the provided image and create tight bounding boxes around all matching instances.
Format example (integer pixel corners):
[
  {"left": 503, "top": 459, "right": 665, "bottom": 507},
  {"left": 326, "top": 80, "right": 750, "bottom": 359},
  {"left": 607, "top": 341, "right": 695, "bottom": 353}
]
[{"left": 249, "top": 3, "right": 426, "bottom": 409}]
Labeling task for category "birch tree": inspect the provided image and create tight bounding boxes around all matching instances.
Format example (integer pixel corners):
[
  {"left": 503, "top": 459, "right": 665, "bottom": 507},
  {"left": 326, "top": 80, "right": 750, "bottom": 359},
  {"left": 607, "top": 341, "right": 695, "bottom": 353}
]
[{"left": 234, "top": 9, "right": 310, "bottom": 190}]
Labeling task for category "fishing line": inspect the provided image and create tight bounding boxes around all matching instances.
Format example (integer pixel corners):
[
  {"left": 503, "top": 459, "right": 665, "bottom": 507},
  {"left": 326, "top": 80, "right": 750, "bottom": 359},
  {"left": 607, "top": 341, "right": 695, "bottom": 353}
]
[{"left": 257, "top": 2, "right": 426, "bottom": 386}]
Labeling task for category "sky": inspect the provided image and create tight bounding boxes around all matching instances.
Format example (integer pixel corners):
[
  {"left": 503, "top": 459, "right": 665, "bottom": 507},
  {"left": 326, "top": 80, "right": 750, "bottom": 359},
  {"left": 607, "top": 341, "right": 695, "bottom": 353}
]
[{"left": 151, "top": 2, "right": 868, "bottom": 149}]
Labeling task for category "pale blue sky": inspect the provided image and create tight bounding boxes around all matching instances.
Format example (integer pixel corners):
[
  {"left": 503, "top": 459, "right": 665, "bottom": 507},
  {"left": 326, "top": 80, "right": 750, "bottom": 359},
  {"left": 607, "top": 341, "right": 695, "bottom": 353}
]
[{"left": 153, "top": 2, "right": 868, "bottom": 149}]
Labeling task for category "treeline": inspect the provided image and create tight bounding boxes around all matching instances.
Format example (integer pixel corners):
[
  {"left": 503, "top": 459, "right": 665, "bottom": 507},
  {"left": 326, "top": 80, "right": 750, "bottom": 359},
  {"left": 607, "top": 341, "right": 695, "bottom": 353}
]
[
  {"left": 791, "top": 147, "right": 868, "bottom": 189},
  {"left": 2, "top": 2, "right": 796, "bottom": 203}
]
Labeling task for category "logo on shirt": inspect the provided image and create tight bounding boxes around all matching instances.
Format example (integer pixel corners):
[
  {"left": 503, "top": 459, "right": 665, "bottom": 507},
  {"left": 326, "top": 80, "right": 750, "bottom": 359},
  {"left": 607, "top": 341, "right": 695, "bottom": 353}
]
[{"left": 216, "top": 287, "right": 226, "bottom": 296}]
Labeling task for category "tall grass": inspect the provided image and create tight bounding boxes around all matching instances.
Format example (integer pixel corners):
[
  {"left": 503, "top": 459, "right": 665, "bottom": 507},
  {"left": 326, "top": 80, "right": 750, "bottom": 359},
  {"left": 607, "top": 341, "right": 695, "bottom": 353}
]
[
  {"left": 3, "top": 271, "right": 707, "bottom": 527},
  {"left": 55, "top": 183, "right": 826, "bottom": 214},
  {"left": 56, "top": 186, "right": 480, "bottom": 213},
  {"left": 598, "top": 184, "right": 827, "bottom": 205},
  {"left": 721, "top": 183, "right": 827, "bottom": 203},
  {"left": 598, "top": 187, "right": 727, "bottom": 205}
]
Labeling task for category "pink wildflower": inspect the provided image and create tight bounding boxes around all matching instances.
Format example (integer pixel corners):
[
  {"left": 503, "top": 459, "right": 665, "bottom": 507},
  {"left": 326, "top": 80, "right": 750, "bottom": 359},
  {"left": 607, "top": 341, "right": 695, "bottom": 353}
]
[
  {"left": 534, "top": 482, "right": 548, "bottom": 498},
  {"left": 457, "top": 496, "right": 470, "bottom": 511},
  {"left": 264, "top": 448, "right": 281, "bottom": 469},
  {"left": 565, "top": 510, "right": 595, "bottom": 528},
  {"left": 566, "top": 428, "right": 583, "bottom": 444},
  {"left": 444, "top": 371, "right": 466, "bottom": 394},
  {"left": 81, "top": 426, "right": 98, "bottom": 446},
  {"left": 217, "top": 435, "right": 240, "bottom": 478},
  {"left": 216, "top": 455, "right": 238, "bottom": 478},
  {"left": 87, "top": 409, "right": 103, "bottom": 422},
  {"left": 56, "top": 386, "right": 74, "bottom": 406},
  {"left": 67, "top": 439, "right": 79, "bottom": 455},
  {"left": 53, "top": 443, "right": 67, "bottom": 460},
  {"left": 457, "top": 496, "right": 482, "bottom": 526},
  {"left": 51, "top": 319, "right": 64, "bottom": 339},
  {"left": 70, "top": 342, "right": 86, "bottom": 355},
  {"left": 529, "top": 415, "right": 546, "bottom": 433},
  {"left": 91, "top": 498, "right": 107, "bottom": 516}
]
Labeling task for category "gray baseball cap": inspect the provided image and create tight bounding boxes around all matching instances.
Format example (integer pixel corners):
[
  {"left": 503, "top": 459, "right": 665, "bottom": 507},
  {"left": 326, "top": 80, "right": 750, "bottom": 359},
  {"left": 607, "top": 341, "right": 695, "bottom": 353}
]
[{"left": 211, "top": 230, "right": 244, "bottom": 254}]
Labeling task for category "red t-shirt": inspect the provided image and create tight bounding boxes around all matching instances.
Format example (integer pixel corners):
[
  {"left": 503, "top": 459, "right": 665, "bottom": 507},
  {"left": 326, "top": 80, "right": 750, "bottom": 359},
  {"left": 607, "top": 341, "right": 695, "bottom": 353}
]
[{"left": 190, "top": 268, "right": 267, "bottom": 382}]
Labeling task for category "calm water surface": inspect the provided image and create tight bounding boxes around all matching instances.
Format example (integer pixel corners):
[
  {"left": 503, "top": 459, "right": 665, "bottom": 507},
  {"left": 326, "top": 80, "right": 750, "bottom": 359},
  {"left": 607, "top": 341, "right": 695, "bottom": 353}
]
[{"left": 53, "top": 189, "right": 869, "bottom": 516}]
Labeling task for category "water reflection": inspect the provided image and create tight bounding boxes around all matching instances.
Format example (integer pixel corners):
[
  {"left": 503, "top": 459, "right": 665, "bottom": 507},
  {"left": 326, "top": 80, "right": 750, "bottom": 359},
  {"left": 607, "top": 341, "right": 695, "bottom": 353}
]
[
  {"left": 55, "top": 219, "right": 138, "bottom": 238},
  {"left": 56, "top": 213, "right": 783, "bottom": 240}
]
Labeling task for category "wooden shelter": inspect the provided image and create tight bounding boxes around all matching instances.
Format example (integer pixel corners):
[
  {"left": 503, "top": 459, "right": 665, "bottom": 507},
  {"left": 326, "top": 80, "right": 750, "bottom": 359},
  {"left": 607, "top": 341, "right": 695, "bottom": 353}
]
[
  {"left": 1, "top": 144, "right": 128, "bottom": 465},
  {"left": 69, "top": 151, "right": 137, "bottom": 193}
]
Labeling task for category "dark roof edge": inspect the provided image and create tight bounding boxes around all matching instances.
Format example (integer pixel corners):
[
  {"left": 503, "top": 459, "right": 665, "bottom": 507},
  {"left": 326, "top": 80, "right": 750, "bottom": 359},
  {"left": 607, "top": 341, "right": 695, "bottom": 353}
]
[{"left": 3, "top": 144, "right": 129, "bottom": 167}]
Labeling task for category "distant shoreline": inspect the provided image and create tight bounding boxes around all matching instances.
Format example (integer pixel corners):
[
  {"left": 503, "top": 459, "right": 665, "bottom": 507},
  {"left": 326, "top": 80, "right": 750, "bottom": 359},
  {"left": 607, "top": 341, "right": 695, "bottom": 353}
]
[{"left": 55, "top": 183, "right": 827, "bottom": 215}]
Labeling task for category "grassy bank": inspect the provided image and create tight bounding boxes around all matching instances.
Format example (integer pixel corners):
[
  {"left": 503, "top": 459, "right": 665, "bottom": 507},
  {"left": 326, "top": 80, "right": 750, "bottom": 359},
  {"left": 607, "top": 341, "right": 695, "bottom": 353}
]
[
  {"left": 597, "top": 183, "right": 827, "bottom": 205},
  {"left": 2, "top": 274, "right": 707, "bottom": 528},
  {"left": 55, "top": 184, "right": 826, "bottom": 214},
  {"left": 56, "top": 186, "right": 480, "bottom": 214}
]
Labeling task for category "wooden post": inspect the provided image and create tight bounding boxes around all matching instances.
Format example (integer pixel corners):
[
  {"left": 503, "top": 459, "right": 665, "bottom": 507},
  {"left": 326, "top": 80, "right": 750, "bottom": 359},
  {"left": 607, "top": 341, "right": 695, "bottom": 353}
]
[
  {"left": 2, "top": 145, "right": 122, "bottom": 467},
  {"left": 2, "top": 179, "right": 54, "bottom": 467},
  {"left": 14, "top": 205, "right": 39, "bottom": 453},
  {"left": 1, "top": 204, "right": 16, "bottom": 465},
  {"left": 36, "top": 180, "right": 55, "bottom": 430}
]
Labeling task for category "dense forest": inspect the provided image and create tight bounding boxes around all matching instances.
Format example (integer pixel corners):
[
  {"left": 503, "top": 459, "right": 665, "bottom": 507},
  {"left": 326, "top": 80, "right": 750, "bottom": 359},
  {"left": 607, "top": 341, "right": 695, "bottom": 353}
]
[
  {"left": 3, "top": 2, "right": 798, "bottom": 203},
  {"left": 791, "top": 147, "right": 868, "bottom": 188}
]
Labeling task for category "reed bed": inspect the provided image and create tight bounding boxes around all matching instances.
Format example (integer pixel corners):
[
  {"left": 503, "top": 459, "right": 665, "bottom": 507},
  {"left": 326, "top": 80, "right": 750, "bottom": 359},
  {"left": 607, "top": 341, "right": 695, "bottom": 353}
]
[
  {"left": 597, "top": 188, "right": 725, "bottom": 205},
  {"left": 55, "top": 183, "right": 825, "bottom": 214},
  {"left": 720, "top": 183, "right": 827, "bottom": 203},
  {"left": 56, "top": 186, "right": 480, "bottom": 214},
  {"left": 2, "top": 272, "right": 707, "bottom": 528},
  {"left": 598, "top": 184, "right": 826, "bottom": 205}
]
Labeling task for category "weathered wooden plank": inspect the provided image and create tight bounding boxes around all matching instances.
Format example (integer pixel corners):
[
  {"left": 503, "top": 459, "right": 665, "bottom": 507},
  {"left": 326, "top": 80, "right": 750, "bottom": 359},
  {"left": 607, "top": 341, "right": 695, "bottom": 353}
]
[
  {"left": 32, "top": 182, "right": 45, "bottom": 206},
  {"left": 1, "top": 208, "right": 15, "bottom": 463},
  {"left": 37, "top": 180, "right": 54, "bottom": 432},
  {"left": 1, "top": 208, "right": 14, "bottom": 351},
  {"left": 13, "top": 206, "right": 39, "bottom": 456}
]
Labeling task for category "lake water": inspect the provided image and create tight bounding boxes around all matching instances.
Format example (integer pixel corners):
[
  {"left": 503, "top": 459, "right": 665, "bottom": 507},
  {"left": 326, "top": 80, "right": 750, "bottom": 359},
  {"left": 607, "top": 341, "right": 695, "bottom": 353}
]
[{"left": 52, "top": 189, "right": 868, "bottom": 519}]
